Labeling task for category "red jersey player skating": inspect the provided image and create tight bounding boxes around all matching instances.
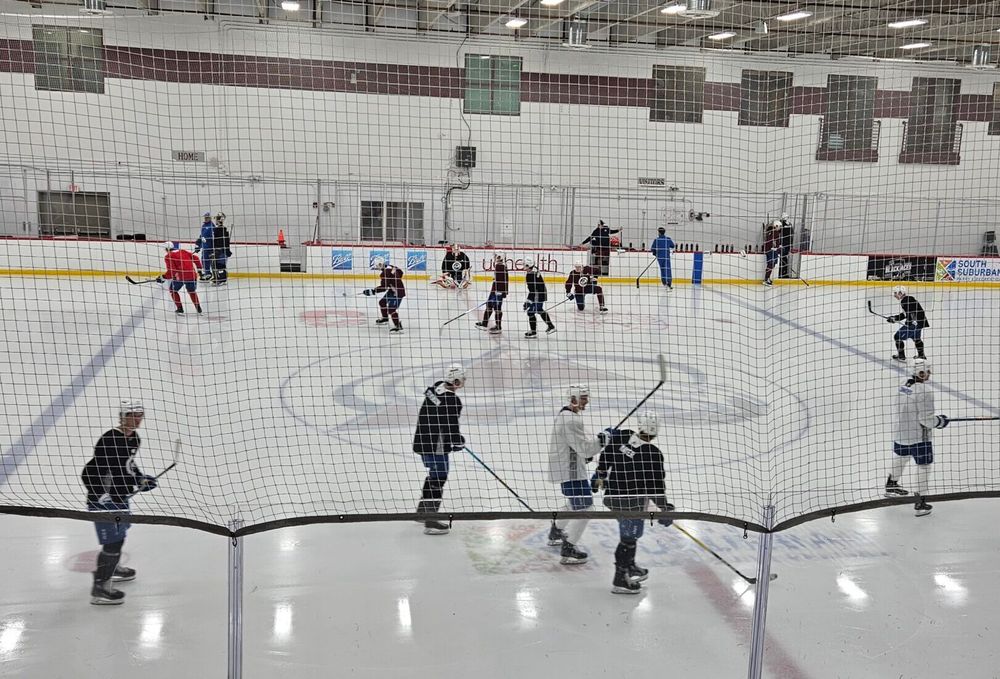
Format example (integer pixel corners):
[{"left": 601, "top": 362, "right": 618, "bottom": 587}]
[
  {"left": 157, "top": 241, "right": 203, "bottom": 314},
  {"left": 476, "top": 253, "right": 508, "bottom": 334},
  {"left": 363, "top": 257, "right": 406, "bottom": 333}
]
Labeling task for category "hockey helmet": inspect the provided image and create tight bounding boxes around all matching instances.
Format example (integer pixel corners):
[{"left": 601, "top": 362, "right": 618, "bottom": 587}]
[
  {"left": 119, "top": 399, "right": 145, "bottom": 418},
  {"left": 203, "top": 211, "right": 212, "bottom": 219},
  {"left": 523, "top": 256, "right": 536, "bottom": 269},
  {"left": 912, "top": 358, "right": 932, "bottom": 378},
  {"left": 573, "top": 260, "right": 584, "bottom": 271},
  {"left": 163, "top": 241, "right": 178, "bottom": 251},
  {"left": 658, "top": 227, "right": 666, "bottom": 234},
  {"left": 371, "top": 257, "right": 386, "bottom": 271},
  {"left": 445, "top": 363, "right": 466, "bottom": 386},
  {"left": 636, "top": 411, "right": 659, "bottom": 438},
  {"left": 892, "top": 285, "right": 908, "bottom": 298},
  {"left": 568, "top": 384, "right": 590, "bottom": 402}
]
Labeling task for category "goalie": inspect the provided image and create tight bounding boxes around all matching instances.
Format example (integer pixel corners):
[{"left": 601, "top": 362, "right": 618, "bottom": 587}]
[{"left": 432, "top": 244, "right": 471, "bottom": 289}]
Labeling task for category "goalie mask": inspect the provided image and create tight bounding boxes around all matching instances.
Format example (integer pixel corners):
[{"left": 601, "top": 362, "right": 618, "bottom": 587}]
[{"left": 636, "top": 412, "right": 659, "bottom": 438}]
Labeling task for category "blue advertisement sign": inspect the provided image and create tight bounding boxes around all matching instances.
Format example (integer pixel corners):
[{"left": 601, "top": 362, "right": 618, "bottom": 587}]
[
  {"left": 330, "top": 249, "right": 353, "bottom": 271},
  {"left": 369, "top": 250, "right": 390, "bottom": 269},
  {"left": 406, "top": 250, "right": 427, "bottom": 271}
]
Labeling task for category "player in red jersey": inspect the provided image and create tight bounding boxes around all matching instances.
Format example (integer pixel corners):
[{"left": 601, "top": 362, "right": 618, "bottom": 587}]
[
  {"left": 565, "top": 260, "right": 607, "bottom": 313},
  {"left": 363, "top": 257, "right": 406, "bottom": 333},
  {"left": 157, "top": 242, "right": 203, "bottom": 314},
  {"left": 476, "top": 253, "right": 508, "bottom": 334}
]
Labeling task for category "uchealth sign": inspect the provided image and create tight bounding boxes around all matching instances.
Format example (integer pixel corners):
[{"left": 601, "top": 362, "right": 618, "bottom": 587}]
[
  {"left": 935, "top": 257, "right": 1000, "bottom": 282},
  {"left": 481, "top": 252, "right": 565, "bottom": 273}
]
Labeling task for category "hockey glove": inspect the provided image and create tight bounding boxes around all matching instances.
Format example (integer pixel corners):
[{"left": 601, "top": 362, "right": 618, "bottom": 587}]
[
  {"left": 523, "top": 301, "right": 531, "bottom": 312},
  {"left": 590, "top": 473, "right": 605, "bottom": 494},
  {"left": 362, "top": 289, "right": 375, "bottom": 296},
  {"left": 193, "top": 247, "right": 201, "bottom": 254},
  {"left": 935, "top": 415, "right": 950, "bottom": 429},
  {"left": 226, "top": 249, "right": 233, "bottom": 257},
  {"left": 567, "top": 292, "right": 575, "bottom": 300},
  {"left": 655, "top": 500, "right": 675, "bottom": 527},
  {"left": 137, "top": 475, "right": 158, "bottom": 492},
  {"left": 155, "top": 275, "right": 164, "bottom": 283}
]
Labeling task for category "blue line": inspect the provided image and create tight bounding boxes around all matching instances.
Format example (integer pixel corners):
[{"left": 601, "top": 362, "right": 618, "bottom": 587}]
[
  {"left": 712, "top": 289, "right": 1000, "bottom": 415},
  {"left": 0, "top": 303, "right": 151, "bottom": 487}
]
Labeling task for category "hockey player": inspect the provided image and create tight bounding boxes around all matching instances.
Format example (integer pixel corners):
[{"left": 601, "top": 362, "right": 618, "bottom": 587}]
[
  {"left": 476, "top": 253, "right": 508, "bottom": 335},
  {"left": 363, "top": 257, "right": 405, "bottom": 333},
  {"left": 581, "top": 220, "right": 621, "bottom": 275},
  {"left": 80, "top": 400, "right": 158, "bottom": 605},
  {"left": 593, "top": 413, "right": 673, "bottom": 594},
  {"left": 547, "top": 385, "right": 607, "bottom": 564},
  {"left": 523, "top": 256, "right": 556, "bottom": 338},
  {"left": 193, "top": 212, "right": 216, "bottom": 281},
  {"left": 884, "top": 359, "right": 949, "bottom": 516},
  {"left": 565, "top": 260, "right": 608, "bottom": 313},
  {"left": 157, "top": 241, "right": 203, "bottom": 314},
  {"left": 209, "top": 214, "right": 232, "bottom": 285},
  {"left": 433, "top": 244, "right": 472, "bottom": 289},
  {"left": 762, "top": 219, "right": 781, "bottom": 286},
  {"left": 887, "top": 286, "right": 929, "bottom": 362},
  {"left": 650, "top": 226, "right": 676, "bottom": 289},
  {"left": 412, "top": 364, "right": 467, "bottom": 534}
]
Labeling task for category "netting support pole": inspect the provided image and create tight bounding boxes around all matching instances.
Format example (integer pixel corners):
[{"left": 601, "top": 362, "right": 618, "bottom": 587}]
[
  {"left": 227, "top": 519, "right": 245, "bottom": 679},
  {"left": 746, "top": 505, "right": 775, "bottom": 679}
]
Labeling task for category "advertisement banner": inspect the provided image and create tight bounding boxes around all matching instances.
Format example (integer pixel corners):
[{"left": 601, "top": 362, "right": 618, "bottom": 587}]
[
  {"left": 866, "top": 255, "right": 936, "bottom": 282},
  {"left": 330, "top": 249, "right": 353, "bottom": 271},
  {"left": 405, "top": 250, "right": 427, "bottom": 271},
  {"left": 368, "top": 250, "right": 390, "bottom": 270},
  {"left": 935, "top": 257, "right": 1000, "bottom": 282},
  {"left": 481, "top": 251, "right": 565, "bottom": 274}
]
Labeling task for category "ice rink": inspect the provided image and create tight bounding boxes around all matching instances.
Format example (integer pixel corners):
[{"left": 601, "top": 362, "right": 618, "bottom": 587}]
[{"left": 1, "top": 275, "right": 1000, "bottom": 678}]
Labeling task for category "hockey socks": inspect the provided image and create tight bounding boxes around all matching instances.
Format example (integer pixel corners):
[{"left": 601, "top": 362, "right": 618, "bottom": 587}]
[{"left": 169, "top": 291, "right": 182, "bottom": 310}]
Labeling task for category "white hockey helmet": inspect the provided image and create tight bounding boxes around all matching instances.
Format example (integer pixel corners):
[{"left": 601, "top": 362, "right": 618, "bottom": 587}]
[
  {"left": 119, "top": 399, "right": 145, "bottom": 418},
  {"left": 781, "top": 212, "right": 789, "bottom": 220},
  {"left": 523, "top": 256, "right": 536, "bottom": 269},
  {"left": 893, "top": 285, "right": 908, "bottom": 297},
  {"left": 636, "top": 411, "right": 659, "bottom": 438},
  {"left": 371, "top": 257, "right": 386, "bottom": 271},
  {"left": 573, "top": 260, "right": 584, "bottom": 271},
  {"left": 568, "top": 384, "right": 590, "bottom": 402},
  {"left": 163, "top": 240, "right": 178, "bottom": 251},
  {"left": 911, "top": 358, "right": 932, "bottom": 378},
  {"left": 771, "top": 219, "right": 782, "bottom": 228},
  {"left": 444, "top": 363, "right": 466, "bottom": 386}
]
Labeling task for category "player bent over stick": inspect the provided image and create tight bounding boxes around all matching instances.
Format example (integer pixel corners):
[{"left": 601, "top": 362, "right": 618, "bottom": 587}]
[
  {"left": 157, "top": 241, "right": 203, "bottom": 314},
  {"left": 885, "top": 358, "right": 949, "bottom": 517},
  {"left": 523, "top": 256, "right": 556, "bottom": 338},
  {"left": 80, "top": 400, "right": 159, "bottom": 605},
  {"left": 413, "top": 364, "right": 467, "bottom": 535},
  {"left": 362, "top": 257, "right": 405, "bottom": 333},
  {"left": 565, "top": 260, "right": 608, "bottom": 314},
  {"left": 593, "top": 413, "right": 674, "bottom": 594},
  {"left": 432, "top": 244, "right": 471, "bottom": 289},
  {"left": 476, "top": 253, "right": 508, "bottom": 334},
  {"left": 547, "top": 384, "right": 608, "bottom": 564}
]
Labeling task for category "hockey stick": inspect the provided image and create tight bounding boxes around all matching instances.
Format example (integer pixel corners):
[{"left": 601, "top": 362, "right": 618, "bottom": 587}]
[
  {"left": 673, "top": 523, "right": 775, "bottom": 585},
  {"left": 613, "top": 354, "right": 668, "bottom": 430},
  {"left": 866, "top": 300, "right": 892, "bottom": 320},
  {"left": 636, "top": 260, "right": 656, "bottom": 289},
  {"left": 441, "top": 301, "right": 487, "bottom": 328},
  {"left": 463, "top": 446, "right": 534, "bottom": 511},
  {"left": 946, "top": 416, "right": 1000, "bottom": 422},
  {"left": 127, "top": 438, "right": 182, "bottom": 498},
  {"left": 547, "top": 296, "right": 574, "bottom": 311},
  {"left": 125, "top": 276, "right": 161, "bottom": 285}
]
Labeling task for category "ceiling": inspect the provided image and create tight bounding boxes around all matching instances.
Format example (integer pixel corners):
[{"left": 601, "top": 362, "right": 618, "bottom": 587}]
[{"left": 49, "top": 0, "right": 1000, "bottom": 62}]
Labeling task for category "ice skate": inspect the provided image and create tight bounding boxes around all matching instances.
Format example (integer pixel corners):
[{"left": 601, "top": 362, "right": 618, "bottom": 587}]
[
  {"left": 627, "top": 563, "right": 649, "bottom": 582},
  {"left": 375, "top": 318, "right": 389, "bottom": 324},
  {"left": 892, "top": 354, "right": 906, "bottom": 362},
  {"left": 914, "top": 499, "right": 933, "bottom": 517},
  {"left": 174, "top": 307, "right": 184, "bottom": 314},
  {"left": 611, "top": 569, "right": 642, "bottom": 594},
  {"left": 423, "top": 520, "right": 451, "bottom": 535},
  {"left": 112, "top": 565, "right": 136, "bottom": 582},
  {"left": 389, "top": 326, "right": 403, "bottom": 333},
  {"left": 488, "top": 326, "right": 502, "bottom": 335},
  {"left": 547, "top": 525, "right": 566, "bottom": 546},
  {"left": 545, "top": 325, "right": 557, "bottom": 335},
  {"left": 599, "top": 307, "right": 609, "bottom": 314},
  {"left": 195, "top": 304, "right": 203, "bottom": 314},
  {"left": 475, "top": 321, "right": 488, "bottom": 330},
  {"left": 524, "top": 330, "right": 538, "bottom": 339},
  {"left": 884, "top": 477, "right": 909, "bottom": 497},
  {"left": 560, "top": 542, "right": 588, "bottom": 565},
  {"left": 90, "top": 579, "right": 125, "bottom": 605}
]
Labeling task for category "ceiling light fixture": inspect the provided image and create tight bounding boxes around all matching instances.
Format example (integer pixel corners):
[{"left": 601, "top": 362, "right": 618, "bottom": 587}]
[
  {"left": 707, "top": 31, "right": 736, "bottom": 41},
  {"left": 506, "top": 17, "right": 527, "bottom": 28},
  {"left": 280, "top": 0, "right": 300, "bottom": 10},
  {"left": 900, "top": 42, "right": 931, "bottom": 49},
  {"left": 660, "top": 2, "right": 685, "bottom": 14},
  {"left": 563, "top": 19, "right": 591, "bottom": 47},
  {"left": 888, "top": 18, "right": 928, "bottom": 29},
  {"left": 540, "top": 0, "right": 565, "bottom": 6},
  {"left": 775, "top": 10, "right": 812, "bottom": 22}
]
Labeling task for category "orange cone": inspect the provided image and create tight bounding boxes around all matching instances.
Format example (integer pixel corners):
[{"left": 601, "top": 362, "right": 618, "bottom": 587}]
[{"left": 277, "top": 229, "right": 287, "bottom": 248}]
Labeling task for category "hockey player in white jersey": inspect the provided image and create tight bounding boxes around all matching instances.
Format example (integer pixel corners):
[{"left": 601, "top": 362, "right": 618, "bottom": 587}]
[
  {"left": 546, "top": 384, "right": 608, "bottom": 564},
  {"left": 884, "top": 358, "right": 949, "bottom": 516}
]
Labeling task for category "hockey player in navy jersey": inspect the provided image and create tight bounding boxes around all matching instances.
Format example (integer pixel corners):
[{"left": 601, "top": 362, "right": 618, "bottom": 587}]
[
  {"left": 80, "top": 400, "right": 159, "bottom": 605},
  {"left": 887, "top": 286, "right": 929, "bottom": 362},
  {"left": 593, "top": 413, "right": 673, "bottom": 594},
  {"left": 523, "top": 256, "right": 556, "bottom": 338},
  {"left": 412, "top": 364, "right": 467, "bottom": 534}
]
